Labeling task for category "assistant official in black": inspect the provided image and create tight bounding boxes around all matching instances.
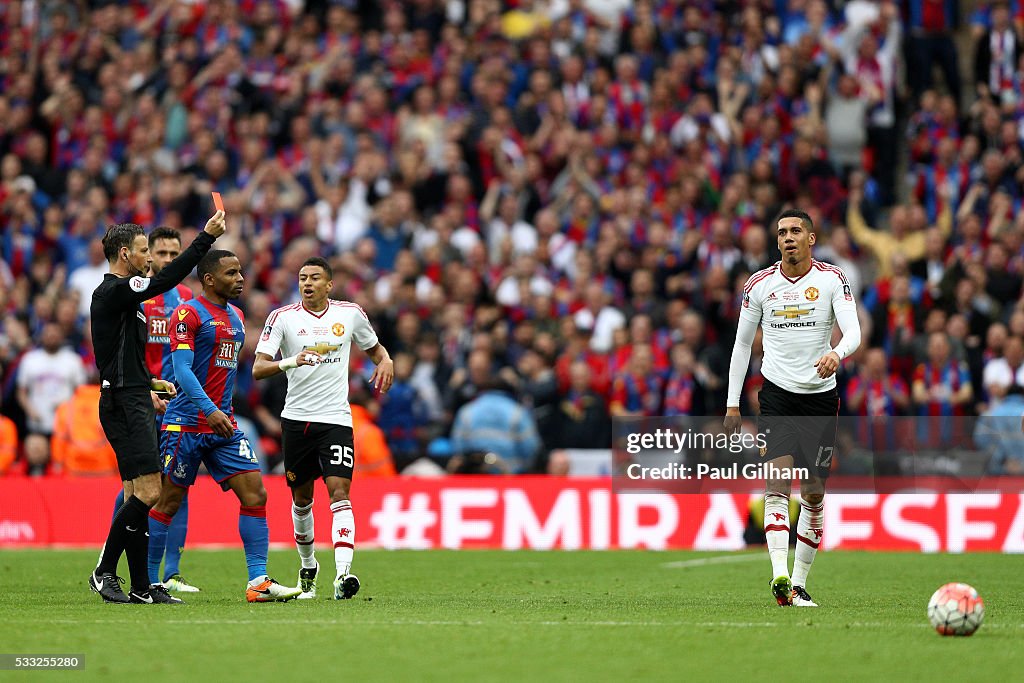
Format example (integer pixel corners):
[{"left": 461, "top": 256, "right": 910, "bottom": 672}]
[{"left": 88, "top": 210, "right": 225, "bottom": 605}]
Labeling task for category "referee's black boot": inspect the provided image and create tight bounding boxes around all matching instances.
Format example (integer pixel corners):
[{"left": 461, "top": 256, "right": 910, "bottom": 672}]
[
  {"left": 129, "top": 584, "right": 184, "bottom": 604},
  {"left": 89, "top": 571, "right": 130, "bottom": 603}
]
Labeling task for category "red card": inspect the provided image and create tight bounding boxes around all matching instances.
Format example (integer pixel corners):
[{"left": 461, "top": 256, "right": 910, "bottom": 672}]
[{"left": 212, "top": 191, "right": 224, "bottom": 212}]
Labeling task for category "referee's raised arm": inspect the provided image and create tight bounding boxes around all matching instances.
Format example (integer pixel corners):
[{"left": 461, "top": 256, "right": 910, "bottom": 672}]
[
  {"left": 103, "top": 211, "right": 227, "bottom": 310},
  {"left": 91, "top": 211, "right": 226, "bottom": 391}
]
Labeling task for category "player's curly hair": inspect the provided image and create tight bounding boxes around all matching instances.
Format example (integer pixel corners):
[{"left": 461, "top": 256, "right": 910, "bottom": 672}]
[
  {"left": 102, "top": 223, "right": 145, "bottom": 263},
  {"left": 197, "top": 249, "right": 237, "bottom": 280}
]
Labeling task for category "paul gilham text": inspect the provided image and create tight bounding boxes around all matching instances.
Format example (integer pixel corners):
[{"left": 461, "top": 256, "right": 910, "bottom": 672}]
[{"left": 626, "top": 463, "right": 810, "bottom": 481}]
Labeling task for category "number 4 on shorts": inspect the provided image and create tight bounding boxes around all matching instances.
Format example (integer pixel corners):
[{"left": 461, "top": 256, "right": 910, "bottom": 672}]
[
  {"left": 239, "top": 438, "right": 257, "bottom": 464},
  {"left": 329, "top": 445, "right": 354, "bottom": 467}
]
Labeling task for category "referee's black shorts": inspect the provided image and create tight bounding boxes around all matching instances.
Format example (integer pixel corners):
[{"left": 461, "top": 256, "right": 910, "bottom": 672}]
[
  {"left": 98, "top": 387, "right": 161, "bottom": 481},
  {"left": 757, "top": 378, "right": 840, "bottom": 480}
]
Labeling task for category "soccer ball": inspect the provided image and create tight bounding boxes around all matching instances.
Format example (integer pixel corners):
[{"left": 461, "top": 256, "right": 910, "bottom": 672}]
[{"left": 927, "top": 583, "right": 985, "bottom": 636}]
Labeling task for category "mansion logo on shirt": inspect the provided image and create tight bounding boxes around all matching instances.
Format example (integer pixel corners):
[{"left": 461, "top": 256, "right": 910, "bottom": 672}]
[
  {"left": 149, "top": 313, "right": 170, "bottom": 344},
  {"left": 215, "top": 341, "right": 243, "bottom": 369}
]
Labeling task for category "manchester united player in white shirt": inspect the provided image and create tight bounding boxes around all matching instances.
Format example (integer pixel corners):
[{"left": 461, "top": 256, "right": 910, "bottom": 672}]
[
  {"left": 253, "top": 257, "right": 393, "bottom": 600},
  {"left": 724, "top": 209, "right": 861, "bottom": 608}
]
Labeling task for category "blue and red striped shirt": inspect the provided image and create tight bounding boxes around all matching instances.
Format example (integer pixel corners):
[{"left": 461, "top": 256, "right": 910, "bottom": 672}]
[
  {"left": 162, "top": 296, "right": 245, "bottom": 433},
  {"left": 142, "top": 284, "right": 193, "bottom": 383}
]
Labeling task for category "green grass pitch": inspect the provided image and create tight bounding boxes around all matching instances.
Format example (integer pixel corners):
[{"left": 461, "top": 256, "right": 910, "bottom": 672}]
[{"left": 2, "top": 549, "right": 1022, "bottom": 681}]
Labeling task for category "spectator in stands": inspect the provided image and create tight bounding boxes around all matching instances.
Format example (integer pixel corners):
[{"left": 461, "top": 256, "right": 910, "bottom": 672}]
[
  {"left": 554, "top": 360, "right": 610, "bottom": 450},
  {"left": 515, "top": 347, "right": 560, "bottom": 449},
  {"left": 675, "top": 310, "right": 726, "bottom": 413},
  {"left": 610, "top": 314, "right": 669, "bottom": 376},
  {"left": 15, "top": 323, "right": 86, "bottom": 475},
  {"left": 377, "top": 352, "right": 428, "bottom": 471},
  {"left": 847, "top": 189, "right": 952, "bottom": 279},
  {"left": 446, "top": 348, "right": 493, "bottom": 418},
  {"left": 847, "top": 348, "right": 911, "bottom": 417},
  {"left": 974, "top": 385, "right": 1024, "bottom": 474},
  {"left": 913, "top": 331, "right": 974, "bottom": 447},
  {"left": 663, "top": 343, "right": 698, "bottom": 417},
  {"left": 50, "top": 384, "right": 117, "bottom": 476},
  {"left": 574, "top": 281, "right": 625, "bottom": 354},
  {"left": 831, "top": 1, "right": 902, "bottom": 206},
  {"left": 974, "top": 2, "right": 1019, "bottom": 105},
  {"left": 609, "top": 344, "right": 664, "bottom": 418},
  {"left": 982, "top": 335, "right": 1024, "bottom": 404},
  {"left": 450, "top": 378, "right": 541, "bottom": 474},
  {"left": 68, "top": 240, "right": 108, "bottom": 318},
  {"left": 904, "top": 0, "right": 962, "bottom": 104},
  {"left": 824, "top": 73, "right": 868, "bottom": 178},
  {"left": 870, "top": 274, "right": 921, "bottom": 375}
]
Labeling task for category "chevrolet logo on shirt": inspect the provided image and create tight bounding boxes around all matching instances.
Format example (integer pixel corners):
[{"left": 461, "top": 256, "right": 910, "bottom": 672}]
[
  {"left": 304, "top": 342, "right": 340, "bottom": 355},
  {"left": 772, "top": 305, "right": 813, "bottom": 320}
]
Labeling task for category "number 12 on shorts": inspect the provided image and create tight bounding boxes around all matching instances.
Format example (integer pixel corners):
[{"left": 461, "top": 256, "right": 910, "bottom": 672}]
[
  {"left": 330, "top": 444, "right": 354, "bottom": 467},
  {"left": 815, "top": 446, "right": 834, "bottom": 468}
]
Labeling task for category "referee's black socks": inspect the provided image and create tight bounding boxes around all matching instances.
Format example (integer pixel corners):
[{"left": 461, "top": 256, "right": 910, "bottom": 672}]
[{"left": 97, "top": 495, "right": 152, "bottom": 591}]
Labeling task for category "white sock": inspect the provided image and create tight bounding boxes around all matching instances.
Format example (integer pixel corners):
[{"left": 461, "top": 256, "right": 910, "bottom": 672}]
[
  {"left": 764, "top": 492, "right": 790, "bottom": 579},
  {"left": 331, "top": 500, "right": 354, "bottom": 577},
  {"left": 292, "top": 501, "right": 316, "bottom": 569},
  {"left": 792, "top": 499, "right": 824, "bottom": 588}
]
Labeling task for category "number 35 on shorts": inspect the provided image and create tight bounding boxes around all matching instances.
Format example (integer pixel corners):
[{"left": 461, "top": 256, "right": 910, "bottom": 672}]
[
  {"left": 239, "top": 438, "right": 258, "bottom": 465},
  {"left": 330, "top": 444, "right": 354, "bottom": 467}
]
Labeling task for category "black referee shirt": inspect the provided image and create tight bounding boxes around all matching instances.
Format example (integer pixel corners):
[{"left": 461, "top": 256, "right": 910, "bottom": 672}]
[{"left": 90, "top": 231, "right": 215, "bottom": 390}]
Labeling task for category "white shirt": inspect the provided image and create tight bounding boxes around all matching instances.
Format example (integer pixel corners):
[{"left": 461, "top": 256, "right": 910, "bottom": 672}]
[
  {"left": 314, "top": 179, "right": 371, "bottom": 253},
  {"left": 728, "top": 260, "right": 861, "bottom": 404},
  {"left": 548, "top": 233, "right": 577, "bottom": 276},
  {"left": 17, "top": 346, "right": 86, "bottom": 433},
  {"left": 982, "top": 357, "right": 1024, "bottom": 395},
  {"left": 495, "top": 275, "right": 554, "bottom": 307},
  {"left": 69, "top": 263, "right": 107, "bottom": 317},
  {"left": 575, "top": 306, "right": 626, "bottom": 353},
  {"left": 255, "top": 300, "right": 379, "bottom": 427},
  {"left": 486, "top": 218, "right": 539, "bottom": 264}
]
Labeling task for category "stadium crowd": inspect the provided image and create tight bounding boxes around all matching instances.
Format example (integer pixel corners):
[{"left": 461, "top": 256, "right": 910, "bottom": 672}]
[{"left": 2, "top": 0, "right": 1024, "bottom": 476}]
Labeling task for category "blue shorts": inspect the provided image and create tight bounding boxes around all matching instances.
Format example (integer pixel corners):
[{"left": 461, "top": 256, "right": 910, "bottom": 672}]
[{"left": 161, "top": 429, "right": 259, "bottom": 490}]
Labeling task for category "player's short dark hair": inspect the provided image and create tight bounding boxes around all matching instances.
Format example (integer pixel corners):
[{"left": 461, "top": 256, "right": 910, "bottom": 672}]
[
  {"left": 148, "top": 226, "right": 181, "bottom": 246},
  {"left": 301, "top": 256, "right": 333, "bottom": 280},
  {"left": 777, "top": 209, "right": 814, "bottom": 233},
  {"left": 102, "top": 223, "right": 145, "bottom": 263},
  {"left": 197, "top": 249, "right": 237, "bottom": 280}
]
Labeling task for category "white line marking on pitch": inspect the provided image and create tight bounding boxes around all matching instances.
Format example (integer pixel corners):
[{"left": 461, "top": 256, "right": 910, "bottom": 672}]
[
  {"left": 32, "top": 618, "right": 1024, "bottom": 629},
  {"left": 661, "top": 554, "right": 764, "bottom": 569}
]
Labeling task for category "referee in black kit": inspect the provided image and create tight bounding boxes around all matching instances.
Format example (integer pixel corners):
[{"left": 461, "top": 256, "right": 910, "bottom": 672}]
[{"left": 89, "top": 210, "right": 225, "bottom": 604}]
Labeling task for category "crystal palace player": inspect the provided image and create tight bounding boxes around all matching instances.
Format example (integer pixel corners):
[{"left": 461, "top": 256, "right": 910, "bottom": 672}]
[
  {"left": 724, "top": 210, "right": 861, "bottom": 607},
  {"left": 253, "top": 257, "right": 393, "bottom": 600},
  {"left": 148, "top": 250, "right": 300, "bottom": 603},
  {"left": 110, "top": 227, "right": 199, "bottom": 593}
]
